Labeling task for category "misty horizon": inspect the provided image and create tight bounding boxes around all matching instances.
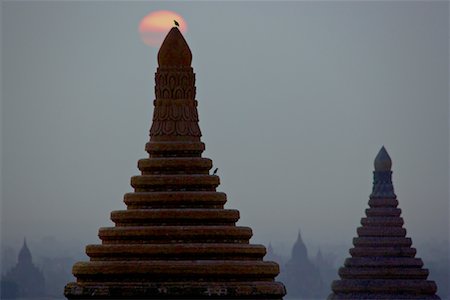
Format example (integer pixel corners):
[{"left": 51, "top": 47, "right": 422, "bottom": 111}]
[{"left": 1, "top": 2, "right": 449, "bottom": 297}]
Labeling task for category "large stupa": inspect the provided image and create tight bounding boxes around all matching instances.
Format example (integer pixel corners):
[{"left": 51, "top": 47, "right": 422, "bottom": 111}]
[
  {"left": 328, "top": 147, "right": 440, "bottom": 299},
  {"left": 64, "top": 27, "right": 286, "bottom": 299}
]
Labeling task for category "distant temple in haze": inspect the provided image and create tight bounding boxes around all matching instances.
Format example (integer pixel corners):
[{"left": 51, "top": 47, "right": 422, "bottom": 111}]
[
  {"left": 1, "top": 239, "right": 46, "bottom": 298},
  {"left": 280, "top": 231, "right": 324, "bottom": 299},
  {"left": 64, "top": 27, "right": 285, "bottom": 299},
  {"left": 329, "top": 147, "right": 441, "bottom": 299},
  {"left": 265, "top": 243, "right": 284, "bottom": 267}
]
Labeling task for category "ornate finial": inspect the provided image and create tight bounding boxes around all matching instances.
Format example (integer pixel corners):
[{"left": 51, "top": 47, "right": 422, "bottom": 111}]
[
  {"left": 374, "top": 146, "right": 392, "bottom": 172},
  {"left": 371, "top": 146, "right": 396, "bottom": 199},
  {"left": 150, "top": 27, "right": 200, "bottom": 142},
  {"left": 174, "top": 20, "right": 180, "bottom": 27},
  {"left": 157, "top": 27, "right": 192, "bottom": 67}
]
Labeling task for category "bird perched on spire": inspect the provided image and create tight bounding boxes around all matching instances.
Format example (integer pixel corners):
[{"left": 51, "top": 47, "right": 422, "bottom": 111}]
[
  {"left": 174, "top": 20, "right": 180, "bottom": 27},
  {"left": 212, "top": 168, "right": 218, "bottom": 175}
]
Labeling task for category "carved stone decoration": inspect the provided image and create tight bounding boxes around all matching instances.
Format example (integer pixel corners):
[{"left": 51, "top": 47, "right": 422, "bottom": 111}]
[
  {"left": 150, "top": 39, "right": 200, "bottom": 140},
  {"left": 64, "top": 27, "right": 286, "bottom": 299},
  {"left": 154, "top": 67, "right": 196, "bottom": 100},
  {"left": 328, "top": 147, "right": 441, "bottom": 300},
  {"left": 150, "top": 99, "right": 201, "bottom": 138}
]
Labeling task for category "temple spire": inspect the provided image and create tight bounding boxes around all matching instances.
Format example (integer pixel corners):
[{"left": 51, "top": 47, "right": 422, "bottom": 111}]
[
  {"left": 157, "top": 27, "right": 192, "bottom": 67},
  {"left": 18, "top": 237, "right": 32, "bottom": 264},
  {"left": 149, "top": 26, "right": 200, "bottom": 146},
  {"left": 374, "top": 145, "right": 392, "bottom": 172},
  {"left": 370, "top": 146, "right": 396, "bottom": 199}
]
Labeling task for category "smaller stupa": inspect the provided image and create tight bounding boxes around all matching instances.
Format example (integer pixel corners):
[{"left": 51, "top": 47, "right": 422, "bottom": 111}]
[{"left": 328, "top": 147, "right": 441, "bottom": 299}]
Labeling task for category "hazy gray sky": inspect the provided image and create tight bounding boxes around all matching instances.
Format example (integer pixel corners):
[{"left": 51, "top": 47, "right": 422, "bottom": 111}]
[{"left": 1, "top": 1, "right": 448, "bottom": 258}]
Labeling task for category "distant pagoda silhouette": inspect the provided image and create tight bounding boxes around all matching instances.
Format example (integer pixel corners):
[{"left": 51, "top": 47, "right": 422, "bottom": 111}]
[
  {"left": 2, "top": 239, "right": 46, "bottom": 298},
  {"left": 64, "top": 27, "right": 285, "bottom": 299},
  {"left": 328, "top": 147, "right": 440, "bottom": 299},
  {"left": 280, "top": 230, "right": 324, "bottom": 299}
]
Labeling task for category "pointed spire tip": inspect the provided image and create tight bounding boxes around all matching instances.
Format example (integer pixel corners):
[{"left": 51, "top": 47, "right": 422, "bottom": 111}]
[
  {"left": 157, "top": 27, "right": 192, "bottom": 67},
  {"left": 374, "top": 146, "right": 392, "bottom": 172}
]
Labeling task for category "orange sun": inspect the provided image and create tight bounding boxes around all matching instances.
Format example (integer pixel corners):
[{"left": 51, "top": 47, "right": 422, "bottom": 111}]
[{"left": 139, "top": 10, "right": 187, "bottom": 47}]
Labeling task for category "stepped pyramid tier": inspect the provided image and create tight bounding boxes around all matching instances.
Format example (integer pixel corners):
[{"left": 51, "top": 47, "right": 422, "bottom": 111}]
[
  {"left": 64, "top": 27, "right": 286, "bottom": 299},
  {"left": 328, "top": 147, "right": 440, "bottom": 300}
]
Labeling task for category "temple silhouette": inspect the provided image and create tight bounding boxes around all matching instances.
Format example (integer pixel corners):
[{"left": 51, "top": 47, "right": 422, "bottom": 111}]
[
  {"left": 1, "top": 239, "right": 46, "bottom": 298},
  {"left": 328, "top": 147, "right": 441, "bottom": 299},
  {"left": 280, "top": 231, "right": 324, "bottom": 299},
  {"left": 64, "top": 27, "right": 286, "bottom": 299}
]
